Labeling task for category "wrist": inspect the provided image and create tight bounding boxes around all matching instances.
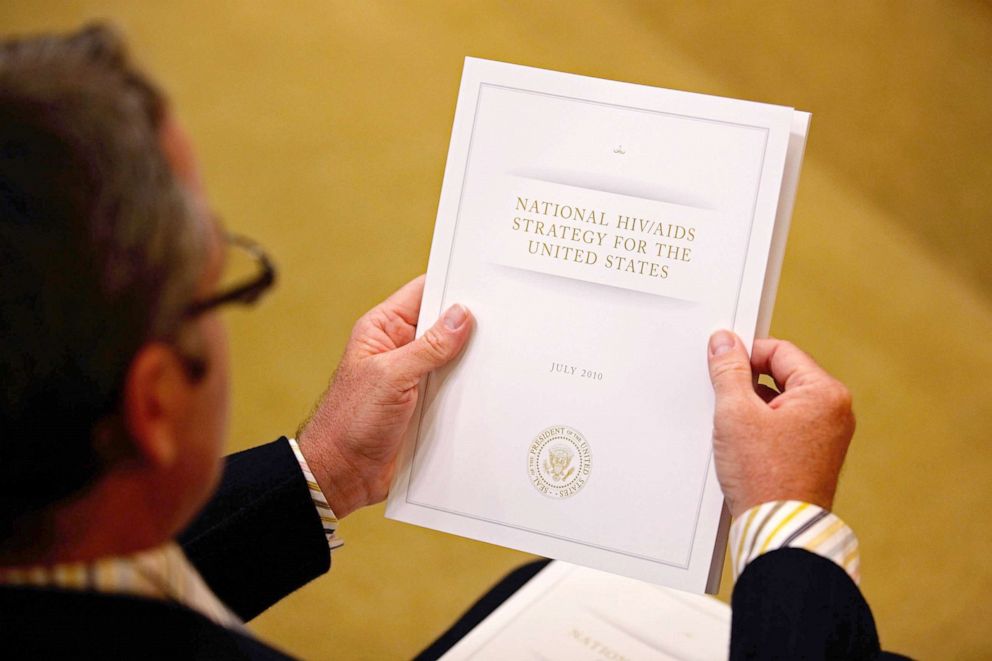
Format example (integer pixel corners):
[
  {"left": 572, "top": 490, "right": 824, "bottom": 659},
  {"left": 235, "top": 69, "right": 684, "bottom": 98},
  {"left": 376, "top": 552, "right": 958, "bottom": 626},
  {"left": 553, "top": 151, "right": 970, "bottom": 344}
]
[{"left": 296, "top": 430, "right": 369, "bottom": 519}]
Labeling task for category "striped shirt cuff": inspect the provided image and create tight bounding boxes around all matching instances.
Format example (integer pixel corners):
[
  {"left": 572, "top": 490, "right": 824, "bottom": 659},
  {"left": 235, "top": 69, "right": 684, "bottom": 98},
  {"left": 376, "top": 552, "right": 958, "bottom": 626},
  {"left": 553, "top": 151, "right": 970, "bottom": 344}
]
[
  {"left": 287, "top": 438, "right": 344, "bottom": 552},
  {"left": 729, "top": 500, "right": 860, "bottom": 585}
]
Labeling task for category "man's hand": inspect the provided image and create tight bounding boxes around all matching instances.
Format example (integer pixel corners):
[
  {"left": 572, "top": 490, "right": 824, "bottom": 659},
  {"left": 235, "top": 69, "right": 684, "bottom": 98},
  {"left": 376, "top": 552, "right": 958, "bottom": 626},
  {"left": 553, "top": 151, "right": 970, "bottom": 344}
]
[
  {"left": 707, "top": 331, "right": 855, "bottom": 518},
  {"left": 297, "top": 275, "right": 473, "bottom": 519}
]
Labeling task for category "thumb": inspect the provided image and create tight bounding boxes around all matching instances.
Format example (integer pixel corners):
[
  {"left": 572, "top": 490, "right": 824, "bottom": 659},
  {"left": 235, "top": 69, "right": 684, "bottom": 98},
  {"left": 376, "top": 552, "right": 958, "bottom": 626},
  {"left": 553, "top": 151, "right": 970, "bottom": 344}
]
[
  {"left": 707, "top": 330, "right": 756, "bottom": 404},
  {"left": 389, "top": 304, "right": 473, "bottom": 385}
]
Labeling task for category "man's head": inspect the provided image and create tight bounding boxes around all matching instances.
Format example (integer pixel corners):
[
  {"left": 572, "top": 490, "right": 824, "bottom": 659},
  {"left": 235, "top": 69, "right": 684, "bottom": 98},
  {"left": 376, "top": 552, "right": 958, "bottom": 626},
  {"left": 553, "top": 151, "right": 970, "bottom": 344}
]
[{"left": 0, "top": 23, "right": 231, "bottom": 559}]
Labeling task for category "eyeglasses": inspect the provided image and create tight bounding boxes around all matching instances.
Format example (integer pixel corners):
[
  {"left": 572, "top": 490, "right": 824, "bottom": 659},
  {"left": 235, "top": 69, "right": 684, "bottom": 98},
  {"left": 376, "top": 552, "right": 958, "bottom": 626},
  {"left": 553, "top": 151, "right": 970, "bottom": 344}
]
[{"left": 184, "top": 233, "right": 276, "bottom": 318}]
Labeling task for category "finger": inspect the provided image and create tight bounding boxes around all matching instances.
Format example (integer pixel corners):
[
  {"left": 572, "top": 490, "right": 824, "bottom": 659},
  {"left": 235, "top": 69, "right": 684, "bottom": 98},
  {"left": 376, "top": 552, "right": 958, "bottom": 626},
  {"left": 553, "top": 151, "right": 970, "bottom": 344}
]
[
  {"left": 750, "top": 338, "right": 832, "bottom": 391},
  {"left": 385, "top": 303, "right": 473, "bottom": 386},
  {"left": 379, "top": 274, "right": 426, "bottom": 326},
  {"left": 707, "top": 330, "right": 760, "bottom": 406}
]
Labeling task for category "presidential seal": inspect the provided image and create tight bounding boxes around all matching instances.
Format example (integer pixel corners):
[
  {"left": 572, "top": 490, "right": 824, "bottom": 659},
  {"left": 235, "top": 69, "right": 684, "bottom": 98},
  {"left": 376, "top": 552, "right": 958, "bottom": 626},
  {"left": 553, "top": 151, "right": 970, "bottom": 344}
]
[{"left": 527, "top": 425, "right": 591, "bottom": 498}]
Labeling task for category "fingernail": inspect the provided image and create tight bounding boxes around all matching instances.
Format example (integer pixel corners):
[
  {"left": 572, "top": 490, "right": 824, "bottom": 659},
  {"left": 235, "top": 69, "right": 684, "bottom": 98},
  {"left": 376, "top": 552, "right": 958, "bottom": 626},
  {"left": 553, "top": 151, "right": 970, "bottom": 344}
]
[
  {"left": 443, "top": 304, "right": 467, "bottom": 330},
  {"left": 709, "top": 330, "right": 734, "bottom": 356}
]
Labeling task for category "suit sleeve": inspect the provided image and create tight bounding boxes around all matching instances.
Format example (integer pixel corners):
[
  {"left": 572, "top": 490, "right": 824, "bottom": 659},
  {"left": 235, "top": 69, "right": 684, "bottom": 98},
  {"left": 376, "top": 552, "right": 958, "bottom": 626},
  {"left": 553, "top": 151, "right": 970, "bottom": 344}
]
[
  {"left": 178, "top": 437, "right": 331, "bottom": 621},
  {"left": 730, "top": 547, "right": 882, "bottom": 660}
]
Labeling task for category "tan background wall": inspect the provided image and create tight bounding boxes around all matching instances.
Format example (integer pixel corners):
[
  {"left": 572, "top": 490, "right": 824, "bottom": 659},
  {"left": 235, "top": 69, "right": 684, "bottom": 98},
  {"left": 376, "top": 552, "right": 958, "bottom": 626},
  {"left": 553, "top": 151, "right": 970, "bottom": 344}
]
[{"left": 2, "top": 2, "right": 990, "bottom": 658}]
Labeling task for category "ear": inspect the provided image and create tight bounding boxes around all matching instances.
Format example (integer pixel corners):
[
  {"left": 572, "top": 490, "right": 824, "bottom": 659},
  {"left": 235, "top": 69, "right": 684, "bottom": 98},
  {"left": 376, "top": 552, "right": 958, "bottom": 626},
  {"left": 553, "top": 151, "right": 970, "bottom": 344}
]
[{"left": 122, "top": 343, "right": 196, "bottom": 470}]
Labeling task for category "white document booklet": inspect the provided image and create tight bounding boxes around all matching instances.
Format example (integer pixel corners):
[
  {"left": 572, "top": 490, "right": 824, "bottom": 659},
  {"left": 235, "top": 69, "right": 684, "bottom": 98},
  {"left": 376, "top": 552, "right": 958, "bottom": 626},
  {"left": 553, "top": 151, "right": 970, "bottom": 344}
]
[
  {"left": 386, "top": 57, "right": 810, "bottom": 593},
  {"left": 439, "top": 561, "right": 731, "bottom": 661}
]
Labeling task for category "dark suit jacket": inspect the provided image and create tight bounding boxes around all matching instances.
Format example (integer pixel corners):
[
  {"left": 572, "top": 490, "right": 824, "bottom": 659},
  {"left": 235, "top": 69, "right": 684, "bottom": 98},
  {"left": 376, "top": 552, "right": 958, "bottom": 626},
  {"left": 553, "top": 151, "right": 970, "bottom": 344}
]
[
  {"left": 2, "top": 438, "right": 909, "bottom": 660},
  {"left": 730, "top": 548, "right": 909, "bottom": 660},
  {"left": 0, "top": 437, "right": 330, "bottom": 660}
]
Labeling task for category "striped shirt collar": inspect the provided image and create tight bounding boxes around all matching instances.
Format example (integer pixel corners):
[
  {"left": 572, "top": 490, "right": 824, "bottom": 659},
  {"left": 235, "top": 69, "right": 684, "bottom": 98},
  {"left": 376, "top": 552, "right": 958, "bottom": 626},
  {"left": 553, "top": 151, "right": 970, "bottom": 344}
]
[{"left": 0, "top": 542, "right": 244, "bottom": 631}]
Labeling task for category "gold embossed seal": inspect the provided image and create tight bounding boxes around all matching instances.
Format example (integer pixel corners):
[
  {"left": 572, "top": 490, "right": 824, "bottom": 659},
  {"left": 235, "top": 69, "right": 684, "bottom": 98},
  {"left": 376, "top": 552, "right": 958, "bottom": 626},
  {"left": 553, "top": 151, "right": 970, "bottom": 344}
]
[{"left": 527, "top": 425, "right": 591, "bottom": 498}]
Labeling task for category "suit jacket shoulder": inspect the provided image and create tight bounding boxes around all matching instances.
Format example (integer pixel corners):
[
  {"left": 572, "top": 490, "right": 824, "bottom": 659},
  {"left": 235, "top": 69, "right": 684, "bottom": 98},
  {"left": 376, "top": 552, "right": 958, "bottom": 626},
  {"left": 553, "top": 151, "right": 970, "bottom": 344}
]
[
  {"left": 179, "top": 437, "right": 331, "bottom": 621},
  {"left": 0, "top": 585, "right": 292, "bottom": 660},
  {"left": 0, "top": 439, "right": 325, "bottom": 658}
]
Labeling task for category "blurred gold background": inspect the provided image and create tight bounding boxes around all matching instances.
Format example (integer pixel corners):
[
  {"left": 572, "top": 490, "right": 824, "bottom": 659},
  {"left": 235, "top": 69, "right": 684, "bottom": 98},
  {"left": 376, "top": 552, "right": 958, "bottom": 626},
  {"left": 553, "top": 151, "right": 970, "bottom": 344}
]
[{"left": 2, "top": 1, "right": 990, "bottom": 658}]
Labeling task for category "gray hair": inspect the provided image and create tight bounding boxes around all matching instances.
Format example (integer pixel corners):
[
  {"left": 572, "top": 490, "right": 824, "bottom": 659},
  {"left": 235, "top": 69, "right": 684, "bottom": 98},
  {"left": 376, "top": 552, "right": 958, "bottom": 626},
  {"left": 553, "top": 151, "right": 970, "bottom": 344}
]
[{"left": 0, "top": 23, "right": 207, "bottom": 539}]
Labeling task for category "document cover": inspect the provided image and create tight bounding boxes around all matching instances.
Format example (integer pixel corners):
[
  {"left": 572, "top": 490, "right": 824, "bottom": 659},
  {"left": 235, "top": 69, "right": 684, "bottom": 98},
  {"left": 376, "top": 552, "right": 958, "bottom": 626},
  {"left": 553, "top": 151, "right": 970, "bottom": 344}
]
[{"left": 386, "top": 58, "right": 810, "bottom": 593}]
